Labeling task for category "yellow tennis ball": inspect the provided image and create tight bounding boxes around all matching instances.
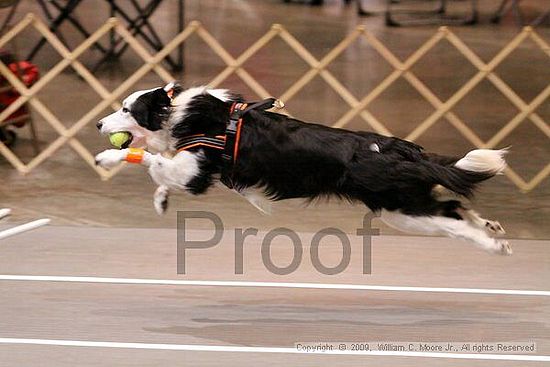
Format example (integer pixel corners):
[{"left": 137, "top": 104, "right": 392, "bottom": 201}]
[{"left": 109, "top": 132, "right": 131, "bottom": 148}]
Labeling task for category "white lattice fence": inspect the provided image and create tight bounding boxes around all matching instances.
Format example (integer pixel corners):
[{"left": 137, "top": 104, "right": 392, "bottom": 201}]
[{"left": 0, "top": 13, "right": 548, "bottom": 191}]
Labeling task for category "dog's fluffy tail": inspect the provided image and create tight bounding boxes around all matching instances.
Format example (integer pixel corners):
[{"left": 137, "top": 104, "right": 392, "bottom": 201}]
[
  {"left": 454, "top": 149, "right": 508, "bottom": 175},
  {"left": 428, "top": 149, "right": 507, "bottom": 197}
]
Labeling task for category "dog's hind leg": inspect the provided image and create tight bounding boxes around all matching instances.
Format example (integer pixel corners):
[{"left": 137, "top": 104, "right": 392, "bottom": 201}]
[
  {"left": 423, "top": 192, "right": 505, "bottom": 235},
  {"left": 154, "top": 185, "right": 170, "bottom": 215},
  {"left": 457, "top": 207, "right": 505, "bottom": 235},
  {"left": 380, "top": 209, "right": 512, "bottom": 255}
]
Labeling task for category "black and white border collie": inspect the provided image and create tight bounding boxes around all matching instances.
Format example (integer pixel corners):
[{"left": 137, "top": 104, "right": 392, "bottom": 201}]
[{"left": 95, "top": 82, "right": 511, "bottom": 255}]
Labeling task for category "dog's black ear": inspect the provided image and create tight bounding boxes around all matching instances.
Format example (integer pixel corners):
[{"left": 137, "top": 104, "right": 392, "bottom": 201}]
[{"left": 131, "top": 88, "right": 171, "bottom": 131}]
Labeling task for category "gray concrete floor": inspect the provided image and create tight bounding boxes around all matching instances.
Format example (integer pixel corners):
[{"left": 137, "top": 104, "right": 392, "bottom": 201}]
[
  {"left": 0, "top": 226, "right": 548, "bottom": 366},
  {"left": 0, "top": 0, "right": 549, "bottom": 240}
]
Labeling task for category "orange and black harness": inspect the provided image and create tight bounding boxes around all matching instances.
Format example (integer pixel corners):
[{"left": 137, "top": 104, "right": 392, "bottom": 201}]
[{"left": 176, "top": 98, "right": 282, "bottom": 189}]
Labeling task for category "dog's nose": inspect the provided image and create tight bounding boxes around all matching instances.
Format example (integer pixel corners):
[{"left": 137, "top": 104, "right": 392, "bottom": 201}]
[{"left": 96, "top": 121, "right": 103, "bottom": 130}]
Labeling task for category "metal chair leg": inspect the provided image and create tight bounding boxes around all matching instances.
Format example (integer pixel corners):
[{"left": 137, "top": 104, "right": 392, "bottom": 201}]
[
  {"left": 28, "top": 118, "right": 40, "bottom": 155},
  {"left": 386, "top": 0, "right": 478, "bottom": 27},
  {"left": 27, "top": 0, "right": 83, "bottom": 60}
]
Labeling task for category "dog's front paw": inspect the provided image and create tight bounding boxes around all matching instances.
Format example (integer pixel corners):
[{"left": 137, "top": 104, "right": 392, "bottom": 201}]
[
  {"left": 154, "top": 185, "right": 169, "bottom": 215},
  {"left": 95, "top": 149, "right": 126, "bottom": 169}
]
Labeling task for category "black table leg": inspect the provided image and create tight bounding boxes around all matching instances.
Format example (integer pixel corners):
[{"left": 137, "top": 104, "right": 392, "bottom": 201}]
[
  {"left": 27, "top": 0, "right": 83, "bottom": 60},
  {"left": 49, "top": 0, "right": 109, "bottom": 54}
]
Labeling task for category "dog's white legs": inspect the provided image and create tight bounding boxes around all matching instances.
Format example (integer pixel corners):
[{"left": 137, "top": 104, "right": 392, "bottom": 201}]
[
  {"left": 95, "top": 149, "right": 200, "bottom": 189},
  {"left": 95, "top": 149, "right": 201, "bottom": 214},
  {"left": 380, "top": 210, "right": 512, "bottom": 255},
  {"left": 94, "top": 149, "right": 133, "bottom": 169},
  {"left": 94, "top": 148, "right": 165, "bottom": 170},
  {"left": 457, "top": 208, "right": 505, "bottom": 235},
  {"left": 154, "top": 185, "right": 170, "bottom": 215},
  {"left": 146, "top": 150, "right": 200, "bottom": 190}
]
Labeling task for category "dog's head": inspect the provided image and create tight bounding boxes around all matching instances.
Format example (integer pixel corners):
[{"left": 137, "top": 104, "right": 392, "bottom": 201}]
[{"left": 97, "top": 82, "right": 181, "bottom": 152}]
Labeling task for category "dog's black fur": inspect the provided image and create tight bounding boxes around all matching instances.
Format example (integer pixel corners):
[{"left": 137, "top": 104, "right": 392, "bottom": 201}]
[
  {"left": 129, "top": 88, "right": 172, "bottom": 132},
  {"left": 167, "top": 92, "right": 494, "bottom": 219}
]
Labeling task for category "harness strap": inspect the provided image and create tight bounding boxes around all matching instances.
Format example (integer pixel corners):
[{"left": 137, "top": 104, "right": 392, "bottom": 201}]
[
  {"left": 221, "top": 98, "right": 282, "bottom": 188},
  {"left": 176, "top": 97, "right": 284, "bottom": 189},
  {"left": 176, "top": 134, "right": 226, "bottom": 152}
]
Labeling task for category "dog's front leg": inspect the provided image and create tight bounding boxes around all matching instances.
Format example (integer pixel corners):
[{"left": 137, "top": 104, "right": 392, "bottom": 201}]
[
  {"left": 96, "top": 149, "right": 202, "bottom": 214},
  {"left": 146, "top": 150, "right": 201, "bottom": 190},
  {"left": 95, "top": 148, "right": 165, "bottom": 170},
  {"left": 147, "top": 151, "right": 203, "bottom": 215},
  {"left": 94, "top": 148, "right": 155, "bottom": 169},
  {"left": 153, "top": 185, "right": 170, "bottom": 215},
  {"left": 95, "top": 148, "right": 168, "bottom": 214},
  {"left": 95, "top": 149, "right": 200, "bottom": 188},
  {"left": 95, "top": 149, "right": 128, "bottom": 169}
]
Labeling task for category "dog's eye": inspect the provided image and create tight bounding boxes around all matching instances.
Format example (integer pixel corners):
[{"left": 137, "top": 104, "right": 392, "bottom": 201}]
[{"left": 122, "top": 107, "right": 129, "bottom": 113}]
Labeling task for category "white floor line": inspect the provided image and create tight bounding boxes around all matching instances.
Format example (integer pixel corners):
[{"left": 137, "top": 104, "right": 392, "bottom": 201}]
[
  {"left": 0, "top": 219, "right": 50, "bottom": 240},
  {"left": 1, "top": 274, "right": 549, "bottom": 297},
  {"left": 0, "top": 338, "right": 548, "bottom": 361},
  {"left": 0, "top": 208, "right": 11, "bottom": 220}
]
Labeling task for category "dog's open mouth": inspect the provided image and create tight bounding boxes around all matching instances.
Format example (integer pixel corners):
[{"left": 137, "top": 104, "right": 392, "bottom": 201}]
[
  {"left": 120, "top": 133, "right": 133, "bottom": 149},
  {"left": 108, "top": 131, "right": 133, "bottom": 149}
]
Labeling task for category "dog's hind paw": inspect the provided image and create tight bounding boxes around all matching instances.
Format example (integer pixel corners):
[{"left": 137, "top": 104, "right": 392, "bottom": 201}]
[
  {"left": 496, "top": 239, "right": 513, "bottom": 256},
  {"left": 485, "top": 220, "right": 505, "bottom": 235},
  {"left": 154, "top": 185, "right": 169, "bottom": 215}
]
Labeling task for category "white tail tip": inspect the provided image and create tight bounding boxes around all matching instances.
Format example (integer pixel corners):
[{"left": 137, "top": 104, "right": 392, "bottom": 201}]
[{"left": 455, "top": 149, "right": 508, "bottom": 174}]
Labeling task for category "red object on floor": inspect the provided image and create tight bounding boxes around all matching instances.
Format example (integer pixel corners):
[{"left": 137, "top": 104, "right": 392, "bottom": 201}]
[{"left": 0, "top": 60, "right": 39, "bottom": 127}]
